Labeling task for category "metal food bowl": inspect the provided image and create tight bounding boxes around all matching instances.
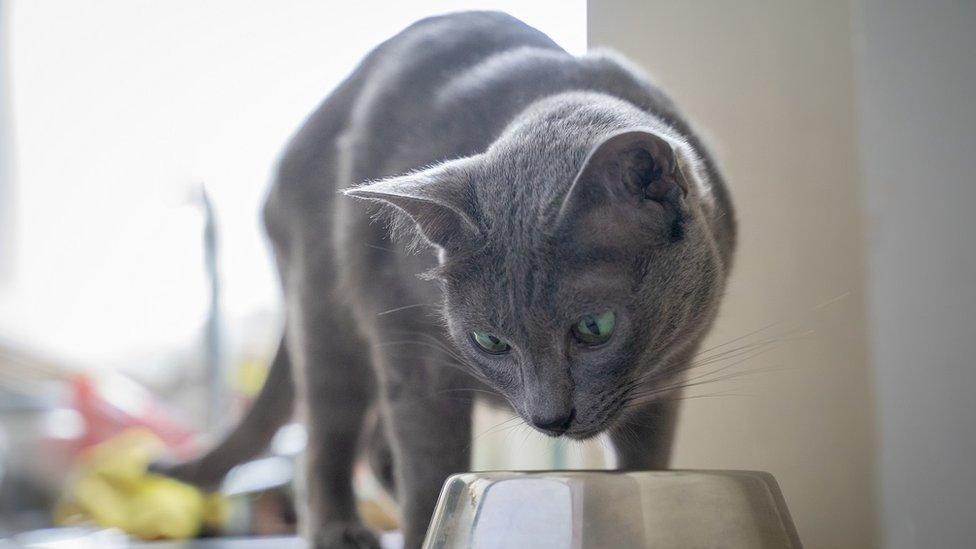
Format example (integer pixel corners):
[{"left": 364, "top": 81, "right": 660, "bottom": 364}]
[{"left": 423, "top": 470, "right": 801, "bottom": 549}]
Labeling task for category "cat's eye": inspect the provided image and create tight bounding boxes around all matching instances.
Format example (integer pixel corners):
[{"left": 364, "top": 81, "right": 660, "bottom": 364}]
[
  {"left": 471, "top": 331, "right": 511, "bottom": 354},
  {"left": 572, "top": 311, "right": 616, "bottom": 346}
]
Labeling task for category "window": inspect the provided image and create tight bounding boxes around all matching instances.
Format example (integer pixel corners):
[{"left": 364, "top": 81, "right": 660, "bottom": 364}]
[{"left": 1, "top": 1, "right": 585, "bottom": 372}]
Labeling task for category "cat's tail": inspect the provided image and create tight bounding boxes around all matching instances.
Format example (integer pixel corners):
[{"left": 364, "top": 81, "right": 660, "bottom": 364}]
[{"left": 151, "top": 337, "right": 295, "bottom": 489}]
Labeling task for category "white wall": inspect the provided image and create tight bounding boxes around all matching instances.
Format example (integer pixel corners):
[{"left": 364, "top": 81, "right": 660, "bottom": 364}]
[
  {"left": 853, "top": 1, "right": 976, "bottom": 547},
  {"left": 589, "top": 2, "right": 876, "bottom": 547}
]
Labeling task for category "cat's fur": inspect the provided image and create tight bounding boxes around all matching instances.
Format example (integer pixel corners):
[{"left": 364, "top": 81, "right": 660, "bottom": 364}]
[{"left": 162, "top": 12, "right": 735, "bottom": 548}]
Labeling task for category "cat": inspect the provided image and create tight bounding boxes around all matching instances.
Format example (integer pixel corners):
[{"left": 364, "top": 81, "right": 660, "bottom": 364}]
[{"left": 159, "top": 11, "right": 736, "bottom": 549}]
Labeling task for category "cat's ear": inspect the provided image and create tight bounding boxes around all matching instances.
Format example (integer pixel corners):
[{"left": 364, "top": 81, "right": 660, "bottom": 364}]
[
  {"left": 556, "top": 129, "right": 689, "bottom": 244},
  {"left": 344, "top": 158, "right": 482, "bottom": 251}
]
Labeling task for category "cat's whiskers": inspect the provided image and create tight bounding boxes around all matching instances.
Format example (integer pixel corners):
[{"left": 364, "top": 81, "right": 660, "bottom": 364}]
[
  {"left": 377, "top": 341, "right": 487, "bottom": 382},
  {"left": 387, "top": 330, "right": 500, "bottom": 389},
  {"left": 693, "top": 319, "right": 795, "bottom": 359},
  {"left": 620, "top": 325, "right": 813, "bottom": 409},
  {"left": 437, "top": 387, "right": 497, "bottom": 394},
  {"left": 623, "top": 364, "right": 793, "bottom": 410},
  {"left": 619, "top": 389, "right": 752, "bottom": 413},
  {"left": 500, "top": 418, "right": 526, "bottom": 449},
  {"left": 679, "top": 343, "right": 782, "bottom": 386},
  {"left": 385, "top": 329, "right": 469, "bottom": 362},
  {"left": 691, "top": 330, "right": 813, "bottom": 368},
  {"left": 619, "top": 293, "right": 848, "bottom": 406},
  {"left": 610, "top": 422, "right": 641, "bottom": 459},
  {"left": 379, "top": 331, "right": 466, "bottom": 361},
  {"left": 364, "top": 242, "right": 397, "bottom": 253},
  {"left": 691, "top": 291, "right": 847, "bottom": 360},
  {"left": 612, "top": 326, "right": 812, "bottom": 416},
  {"left": 376, "top": 303, "right": 434, "bottom": 316},
  {"left": 517, "top": 422, "right": 536, "bottom": 451},
  {"left": 467, "top": 415, "right": 525, "bottom": 453}
]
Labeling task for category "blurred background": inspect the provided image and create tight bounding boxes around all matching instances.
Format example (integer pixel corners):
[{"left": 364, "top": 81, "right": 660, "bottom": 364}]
[{"left": 0, "top": 1, "right": 973, "bottom": 548}]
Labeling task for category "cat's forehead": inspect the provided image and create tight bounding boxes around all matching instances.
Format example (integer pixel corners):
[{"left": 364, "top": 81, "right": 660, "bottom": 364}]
[
  {"left": 472, "top": 92, "right": 653, "bottom": 235},
  {"left": 474, "top": 129, "right": 588, "bottom": 229},
  {"left": 450, "top": 239, "right": 635, "bottom": 323}
]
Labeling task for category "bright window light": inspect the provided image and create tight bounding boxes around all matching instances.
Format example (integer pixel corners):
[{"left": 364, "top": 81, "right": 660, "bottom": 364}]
[{"left": 1, "top": 1, "right": 586, "bottom": 369}]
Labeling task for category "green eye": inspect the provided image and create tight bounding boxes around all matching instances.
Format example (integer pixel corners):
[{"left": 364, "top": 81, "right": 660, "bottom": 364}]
[
  {"left": 573, "top": 311, "right": 616, "bottom": 346},
  {"left": 471, "top": 331, "right": 511, "bottom": 354}
]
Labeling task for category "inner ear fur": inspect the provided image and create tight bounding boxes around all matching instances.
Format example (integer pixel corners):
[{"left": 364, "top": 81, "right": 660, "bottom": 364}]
[
  {"left": 556, "top": 129, "right": 690, "bottom": 245},
  {"left": 344, "top": 158, "right": 482, "bottom": 251}
]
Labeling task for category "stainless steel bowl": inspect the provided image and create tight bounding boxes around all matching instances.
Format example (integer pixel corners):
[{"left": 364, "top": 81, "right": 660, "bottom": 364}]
[{"left": 423, "top": 470, "right": 801, "bottom": 548}]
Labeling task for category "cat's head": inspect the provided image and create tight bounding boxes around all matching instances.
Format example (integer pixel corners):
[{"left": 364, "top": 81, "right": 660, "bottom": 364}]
[{"left": 346, "top": 94, "right": 729, "bottom": 439}]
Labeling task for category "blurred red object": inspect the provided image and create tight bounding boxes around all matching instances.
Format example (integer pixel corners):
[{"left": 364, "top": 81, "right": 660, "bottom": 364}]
[{"left": 70, "top": 373, "right": 200, "bottom": 459}]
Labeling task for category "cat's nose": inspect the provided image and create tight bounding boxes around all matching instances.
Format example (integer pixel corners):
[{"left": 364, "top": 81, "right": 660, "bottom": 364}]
[{"left": 530, "top": 408, "right": 576, "bottom": 435}]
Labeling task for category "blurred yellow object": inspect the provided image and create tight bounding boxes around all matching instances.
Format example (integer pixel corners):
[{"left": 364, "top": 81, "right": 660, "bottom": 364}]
[
  {"left": 359, "top": 499, "right": 399, "bottom": 532},
  {"left": 56, "top": 428, "right": 227, "bottom": 540},
  {"left": 230, "top": 356, "right": 270, "bottom": 397},
  {"left": 202, "top": 491, "right": 231, "bottom": 531}
]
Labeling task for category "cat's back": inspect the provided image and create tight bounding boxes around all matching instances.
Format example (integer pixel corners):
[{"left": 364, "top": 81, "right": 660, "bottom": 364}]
[
  {"left": 269, "top": 12, "right": 733, "bottom": 285},
  {"left": 340, "top": 11, "right": 565, "bottom": 177},
  {"left": 265, "top": 12, "right": 559, "bottom": 246},
  {"left": 362, "top": 11, "right": 561, "bottom": 97}
]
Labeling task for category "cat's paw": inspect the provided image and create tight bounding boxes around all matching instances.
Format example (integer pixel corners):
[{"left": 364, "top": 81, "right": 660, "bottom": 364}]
[{"left": 313, "top": 522, "right": 381, "bottom": 549}]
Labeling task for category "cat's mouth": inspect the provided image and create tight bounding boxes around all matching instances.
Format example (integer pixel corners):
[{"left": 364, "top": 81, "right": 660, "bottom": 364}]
[
  {"left": 561, "top": 426, "right": 605, "bottom": 441},
  {"left": 527, "top": 411, "right": 622, "bottom": 441},
  {"left": 530, "top": 424, "right": 602, "bottom": 440},
  {"left": 541, "top": 390, "right": 629, "bottom": 440},
  {"left": 566, "top": 398, "right": 631, "bottom": 440},
  {"left": 515, "top": 389, "right": 631, "bottom": 440}
]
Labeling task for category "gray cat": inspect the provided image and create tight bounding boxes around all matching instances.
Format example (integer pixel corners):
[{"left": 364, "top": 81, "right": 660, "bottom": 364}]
[{"left": 161, "top": 11, "right": 735, "bottom": 548}]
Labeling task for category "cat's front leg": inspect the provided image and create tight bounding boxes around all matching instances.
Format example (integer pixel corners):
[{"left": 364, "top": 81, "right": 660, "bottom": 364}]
[
  {"left": 378, "top": 359, "right": 473, "bottom": 548},
  {"left": 608, "top": 396, "right": 679, "bottom": 470},
  {"left": 287, "top": 269, "right": 378, "bottom": 549}
]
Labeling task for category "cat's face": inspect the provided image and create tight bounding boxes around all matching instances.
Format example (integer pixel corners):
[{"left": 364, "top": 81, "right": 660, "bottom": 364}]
[{"left": 348, "top": 114, "right": 725, "bottom": 438}]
